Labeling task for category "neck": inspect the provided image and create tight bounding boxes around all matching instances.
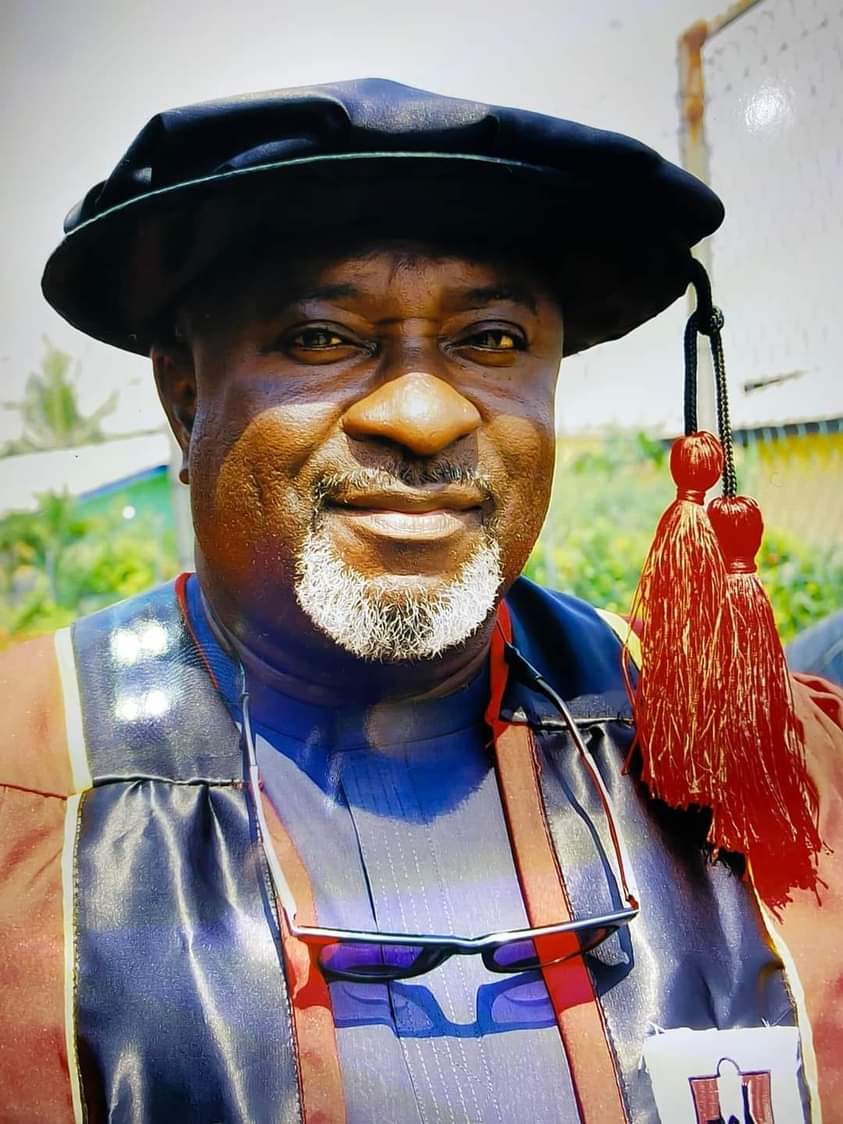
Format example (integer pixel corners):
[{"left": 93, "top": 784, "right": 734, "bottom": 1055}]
[{"left": 196, "top": 561, "right": 498, "bottom": 709}]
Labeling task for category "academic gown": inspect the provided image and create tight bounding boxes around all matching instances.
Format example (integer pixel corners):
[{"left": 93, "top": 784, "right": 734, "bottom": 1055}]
[{"left": 1, "top": 575, "right": 842, "bottom": 1123}]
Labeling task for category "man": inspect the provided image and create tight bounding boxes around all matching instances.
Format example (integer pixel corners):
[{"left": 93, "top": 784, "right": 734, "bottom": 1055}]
[{"left": 2, "top": 79, "right": 842, "bottom": 1124}]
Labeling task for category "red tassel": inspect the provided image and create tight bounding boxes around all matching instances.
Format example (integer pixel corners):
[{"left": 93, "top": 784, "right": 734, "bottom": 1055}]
[
  {"left": 706, "top": 495, "right": 822, "bottom": 908},
  {"left": 627, "top": 432, "right": 726, "bottom": 806}
]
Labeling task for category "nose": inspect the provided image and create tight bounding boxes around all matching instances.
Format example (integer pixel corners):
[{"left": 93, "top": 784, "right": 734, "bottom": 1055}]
[{"left": 342, "top": 371, "right": 482, "bottom": 457}]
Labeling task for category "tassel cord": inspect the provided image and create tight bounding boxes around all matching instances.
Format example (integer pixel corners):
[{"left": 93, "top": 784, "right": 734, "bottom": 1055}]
[
  {"left": 683, "top": 311, "right": 699, "bottom": 436},
  {"left": 707, "top": 320, "right": 737, "bottom": 499},
  {"left": 687, "top": 258, "right": 737, "bottom": 497}
]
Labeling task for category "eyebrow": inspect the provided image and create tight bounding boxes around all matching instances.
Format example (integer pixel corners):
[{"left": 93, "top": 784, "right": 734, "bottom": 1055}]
[
  {"left": 460, "top": 286, "right": 538, "bottom": 314},
  {"left": 295, "top": 283, "right": 362, "bottom": 303}
]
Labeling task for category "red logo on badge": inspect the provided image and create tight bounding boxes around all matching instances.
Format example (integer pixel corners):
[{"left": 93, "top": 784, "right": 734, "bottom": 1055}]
[{"left": 689, "top": 1066, "right": 775, "bottom": 1124}]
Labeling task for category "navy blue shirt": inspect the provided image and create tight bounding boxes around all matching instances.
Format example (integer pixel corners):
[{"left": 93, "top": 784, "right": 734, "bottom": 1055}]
[{"left": 185, "top": 575, "right": 579, "bottom": 1123}]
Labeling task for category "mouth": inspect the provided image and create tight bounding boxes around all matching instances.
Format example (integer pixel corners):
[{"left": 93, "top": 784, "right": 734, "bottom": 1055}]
[{"left": 323, "top": 485, "right": 486, "bottom": 542}]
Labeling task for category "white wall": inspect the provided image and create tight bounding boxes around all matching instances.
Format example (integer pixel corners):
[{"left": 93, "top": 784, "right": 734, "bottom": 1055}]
[{"left": 702, "top": 0, "right": 843, "bottom": 431}]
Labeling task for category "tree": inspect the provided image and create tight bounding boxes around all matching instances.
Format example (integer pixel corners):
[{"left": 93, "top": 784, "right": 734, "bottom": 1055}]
[
  {"left": 1, "top": 340, "right": 118, "bottom": 456},
  {"left": 0, "top": 491, "right": 178, "bottom": 647},
  {"left": 0, "top": 492, "right": 90, "bottom": 602}
]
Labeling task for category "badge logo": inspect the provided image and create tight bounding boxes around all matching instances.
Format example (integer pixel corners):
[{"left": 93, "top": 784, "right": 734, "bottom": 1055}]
[
  {"left": 689, "top": 1057, "right": 774, "bottom": 1124},
  {"left": 643, "top": 1026, "right": 805, "bottom": 1124}
]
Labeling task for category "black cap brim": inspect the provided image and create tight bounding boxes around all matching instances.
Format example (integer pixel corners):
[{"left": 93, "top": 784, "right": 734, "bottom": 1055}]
[{"left": 42, "top": 149, "right": 722, "bottom": 358}]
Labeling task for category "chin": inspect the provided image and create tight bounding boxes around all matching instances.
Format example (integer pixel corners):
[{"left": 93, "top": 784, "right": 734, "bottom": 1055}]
[{"left": 294, "top": 524, "right": 503, "bottom": 662}]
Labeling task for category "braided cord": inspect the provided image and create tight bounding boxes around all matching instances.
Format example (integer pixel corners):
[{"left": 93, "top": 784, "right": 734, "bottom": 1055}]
[
  {"left": 683, "top": 311, "right": 699, "bottom": 436},
  {"left": 686, "top": 260, "right": 737, "bottom": 496},
  {"left": 708, "top": 315, "right": 737, "bottom": 497}
]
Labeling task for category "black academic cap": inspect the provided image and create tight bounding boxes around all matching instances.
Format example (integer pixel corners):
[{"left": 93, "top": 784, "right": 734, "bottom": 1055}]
[{"left": 42, "top": 77, "right": 724, "bottom": 357}]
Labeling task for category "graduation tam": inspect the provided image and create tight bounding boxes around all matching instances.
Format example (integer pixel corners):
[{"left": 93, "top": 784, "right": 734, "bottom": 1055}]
[{"left": 41, "top": 76, "right": 724, "bottom": 357}]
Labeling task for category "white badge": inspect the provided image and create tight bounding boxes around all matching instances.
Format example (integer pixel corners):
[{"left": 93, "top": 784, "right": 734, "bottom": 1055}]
[{"left": 643, "top": 1026, "right": 806, "bottom": 1124}]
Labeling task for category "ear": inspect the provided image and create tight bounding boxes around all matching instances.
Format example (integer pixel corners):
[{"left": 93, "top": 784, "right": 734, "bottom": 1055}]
[{"left": 152, "top": 344, "right": 196, "bottom": 484}]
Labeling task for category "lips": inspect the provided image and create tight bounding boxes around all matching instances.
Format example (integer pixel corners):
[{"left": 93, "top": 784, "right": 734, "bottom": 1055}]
[
  {"left": 328, "top": 484, "right": 487, "bottom": 514},
  {"left": 324, "top": 484, "right": 486, "bottom": 542}
]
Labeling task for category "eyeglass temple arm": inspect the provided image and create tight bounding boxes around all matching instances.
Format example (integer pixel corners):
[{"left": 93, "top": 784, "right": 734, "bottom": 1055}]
[
  {"left": 239, "top": 677, "right": 301, "bottom": 924},
  {"left": 502, "top": 642, "right": 641, "bottom": 912}
]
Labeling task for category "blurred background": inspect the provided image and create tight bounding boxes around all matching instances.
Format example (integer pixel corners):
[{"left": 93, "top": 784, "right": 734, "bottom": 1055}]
[{"left": 0, "top": 0, "right": 840, "bottom": 657}]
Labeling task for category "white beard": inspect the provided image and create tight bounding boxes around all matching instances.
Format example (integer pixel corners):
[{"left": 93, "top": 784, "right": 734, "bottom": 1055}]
[{"left": 294, "top": 522, "right": 503, "bottom": 661}]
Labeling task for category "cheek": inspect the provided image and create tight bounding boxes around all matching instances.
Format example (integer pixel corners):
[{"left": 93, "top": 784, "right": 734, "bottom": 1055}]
[
  {"left": 189, "top": 398, "right": 336, "bottom": 578},
  {"left": 488, "top": 408, "right": 555, "bottom": 577}
]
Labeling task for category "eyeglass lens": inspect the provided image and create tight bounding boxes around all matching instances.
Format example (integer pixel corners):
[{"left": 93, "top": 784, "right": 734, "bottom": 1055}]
[
  {"left": 486, "top": 926, "right": 616, "bottom": 973},
  {"left": 317, "top": 925, "right": 618, "bottom": 982},
  {"left": 319, "top": 942, "right": 441, "bottom": 981}
]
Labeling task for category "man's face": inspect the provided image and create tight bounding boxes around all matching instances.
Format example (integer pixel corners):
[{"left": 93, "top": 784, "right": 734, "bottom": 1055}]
[{"left": 156, "top": 241, "right": 563, "bottom": 660}]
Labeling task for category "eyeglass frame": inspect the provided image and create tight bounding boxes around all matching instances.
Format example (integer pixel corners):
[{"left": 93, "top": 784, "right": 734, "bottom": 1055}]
[{"left": 238, "top": 640, "right": 640, "bottom": 984}]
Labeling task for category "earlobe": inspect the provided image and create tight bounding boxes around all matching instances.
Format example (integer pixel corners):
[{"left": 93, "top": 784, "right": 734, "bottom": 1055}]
[{"left": 151, "top": 346, "right": 197, "bottom": 483}]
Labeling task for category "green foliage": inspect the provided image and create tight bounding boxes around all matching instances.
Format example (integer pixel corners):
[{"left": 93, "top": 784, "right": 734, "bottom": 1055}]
[
  {"left": 0, "top": 491, "right": 178, "bottom": 647},
  {"left": 526, "top": 432, "right": 843, "bottom": 643},
  {"left": 568, "top": 430, "right": 667, "bottom": 475},
  {"left": 759, "top": 530, "right": 843, "bottom": 642},
  {"left": 1, "top": 340, "right": 118, "bottom": 456}
]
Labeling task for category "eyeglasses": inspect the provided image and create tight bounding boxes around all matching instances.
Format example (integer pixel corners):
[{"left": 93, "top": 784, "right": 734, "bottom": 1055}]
[{"left": 239, "top": 645, "right": 639, "bottom": 984}]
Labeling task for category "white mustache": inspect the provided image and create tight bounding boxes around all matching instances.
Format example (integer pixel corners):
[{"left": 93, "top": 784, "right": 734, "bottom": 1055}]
[{"left": 313, "top": 466, "right": 496, "bottom": 508}]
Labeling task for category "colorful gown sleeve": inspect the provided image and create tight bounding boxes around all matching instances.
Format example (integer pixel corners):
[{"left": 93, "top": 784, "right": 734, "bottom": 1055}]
[
  {"left": 0, "top": 631, "right": 81, "bottom": 1123},
  {"left": 772, "top": 672, "right": 843, "bottom": 1118}
]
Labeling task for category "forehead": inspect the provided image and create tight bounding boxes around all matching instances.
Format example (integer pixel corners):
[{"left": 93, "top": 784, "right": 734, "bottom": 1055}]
[{"left": 187, "top": 235, "right": 560, "bottom": 323}]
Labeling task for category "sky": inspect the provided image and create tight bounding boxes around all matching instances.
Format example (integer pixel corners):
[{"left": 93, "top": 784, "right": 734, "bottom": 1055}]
[{"left": 2, "top": 0, "right": 836, "bottom": 454}]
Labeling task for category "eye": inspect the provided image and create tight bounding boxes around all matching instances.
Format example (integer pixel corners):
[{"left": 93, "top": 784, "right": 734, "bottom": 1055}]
[
  {"left": 289, "top": 327, "right": 351, "bottom": 350},
  {"left": 279, "top": 323, "right": 374, "bottom": 364},
  {"left": 458, "top": 327, "right": 526, "bottom": 352}
]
